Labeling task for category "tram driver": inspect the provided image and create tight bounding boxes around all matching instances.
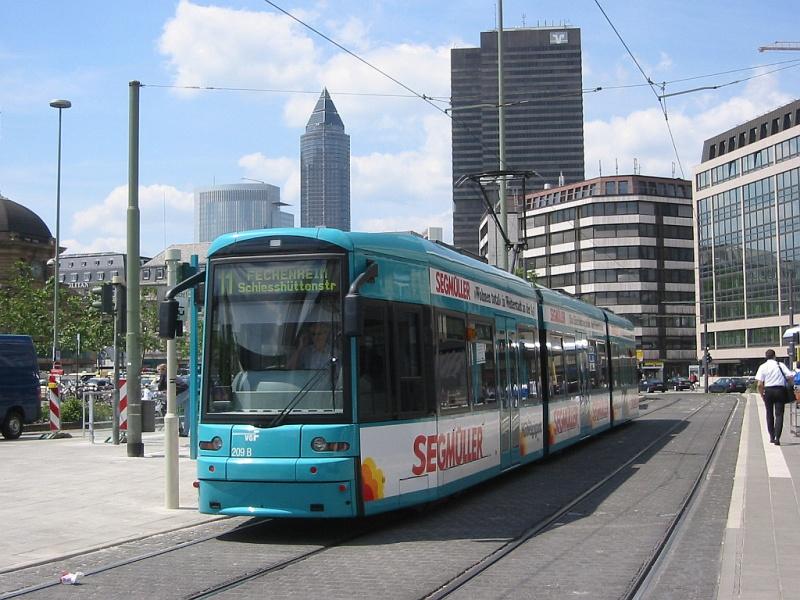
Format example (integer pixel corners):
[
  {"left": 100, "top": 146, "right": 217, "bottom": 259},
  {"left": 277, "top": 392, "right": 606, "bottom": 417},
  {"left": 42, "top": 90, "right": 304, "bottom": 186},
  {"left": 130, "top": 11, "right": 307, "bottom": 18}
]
[{"left": 288, "top": 322, "right": 335, "bottom": 370}]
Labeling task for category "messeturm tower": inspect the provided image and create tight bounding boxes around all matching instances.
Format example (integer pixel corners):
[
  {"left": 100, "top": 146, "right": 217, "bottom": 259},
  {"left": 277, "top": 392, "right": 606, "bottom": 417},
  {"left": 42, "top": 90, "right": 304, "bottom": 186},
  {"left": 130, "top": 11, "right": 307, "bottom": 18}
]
[{"left": 300, "top": 89, "right": 351, "bottom": 230}]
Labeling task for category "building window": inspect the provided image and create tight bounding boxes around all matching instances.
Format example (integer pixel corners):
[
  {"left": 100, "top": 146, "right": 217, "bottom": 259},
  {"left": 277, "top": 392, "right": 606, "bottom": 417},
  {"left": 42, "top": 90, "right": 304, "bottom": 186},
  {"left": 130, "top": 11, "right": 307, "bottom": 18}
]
[
  {"left": 717, "top": 330, "right": 745, "bottom": 349},
  {"left": 97, "top": 272, "right": 105, "bottom": 281},
  {"left": 70, "top": 273, "right": 78, "bottom": 282},
  {"left": 142, "top": 269, "right": 151, "bottom": 281},
  {"left": 83, "top": 272, "right": 92, "bottom": 282},
  {"left": 605, "top": 181, "right": 617, "bottom": 195},
  {"left": 748, "top": 327, "right": 780, "bottom": 347},
  {"left": 156, "top": 268, "right": 165, "bottom": 280}
]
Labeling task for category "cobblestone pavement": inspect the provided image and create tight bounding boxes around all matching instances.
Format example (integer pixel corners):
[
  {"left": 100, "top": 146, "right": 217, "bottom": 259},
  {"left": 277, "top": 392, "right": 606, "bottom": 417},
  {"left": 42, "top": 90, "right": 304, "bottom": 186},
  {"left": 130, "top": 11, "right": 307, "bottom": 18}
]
[{"left": 1, "top": 395, "right": 736, "bottom": 600}]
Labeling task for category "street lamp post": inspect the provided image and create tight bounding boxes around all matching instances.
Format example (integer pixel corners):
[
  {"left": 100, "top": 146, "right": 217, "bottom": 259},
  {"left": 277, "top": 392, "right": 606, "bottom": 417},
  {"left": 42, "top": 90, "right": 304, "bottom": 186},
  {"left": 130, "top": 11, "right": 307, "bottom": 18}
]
[{"left": 49, "top": 99, "right": 71, "bottom": 366}]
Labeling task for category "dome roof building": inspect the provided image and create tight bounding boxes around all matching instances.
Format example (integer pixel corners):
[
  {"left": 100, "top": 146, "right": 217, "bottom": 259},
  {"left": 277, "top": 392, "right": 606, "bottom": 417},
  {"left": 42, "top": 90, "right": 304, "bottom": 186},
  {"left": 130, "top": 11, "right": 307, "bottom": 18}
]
[{"left": 0, "top": 194, "right": 55, "bottom": 286}]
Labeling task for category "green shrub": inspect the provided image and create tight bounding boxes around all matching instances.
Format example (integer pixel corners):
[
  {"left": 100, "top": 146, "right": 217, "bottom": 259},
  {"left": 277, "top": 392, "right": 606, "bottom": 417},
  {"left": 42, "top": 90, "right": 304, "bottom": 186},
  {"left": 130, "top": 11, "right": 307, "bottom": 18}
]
[{"left": 60, "top": 397, "right": 83, "bottom": 423}]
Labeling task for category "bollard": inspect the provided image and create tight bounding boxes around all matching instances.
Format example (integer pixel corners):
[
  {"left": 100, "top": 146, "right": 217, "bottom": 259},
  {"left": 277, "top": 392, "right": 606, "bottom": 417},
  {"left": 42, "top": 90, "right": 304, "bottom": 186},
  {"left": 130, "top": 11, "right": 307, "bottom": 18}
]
[
  {"left": 119, "top": 378, "right": 128, "bottom": 432},
  {"left": 48, "top": 375, "right": 60, "bottom": 432},
  {"left": 41, "top": 374, "right": 71, "bottom": 439}
]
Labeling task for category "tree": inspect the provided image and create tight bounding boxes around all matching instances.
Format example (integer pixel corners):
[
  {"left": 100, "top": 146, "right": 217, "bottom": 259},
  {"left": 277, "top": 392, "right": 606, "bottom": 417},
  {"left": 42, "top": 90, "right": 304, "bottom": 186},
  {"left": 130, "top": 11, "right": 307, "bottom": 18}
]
[{"left": 0, "top": 261, "right": 112, "bottom": 359}]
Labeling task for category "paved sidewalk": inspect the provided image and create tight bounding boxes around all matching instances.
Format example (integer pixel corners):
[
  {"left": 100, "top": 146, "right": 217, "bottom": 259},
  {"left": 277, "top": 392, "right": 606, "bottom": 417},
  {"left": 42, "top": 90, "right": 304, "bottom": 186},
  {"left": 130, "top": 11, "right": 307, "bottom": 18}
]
[
  {"left": 0, "top": 429, "right": 222, "bottom": 571},
  {"left": 719, "top": 393, "right": 800, "bottom": 599}
]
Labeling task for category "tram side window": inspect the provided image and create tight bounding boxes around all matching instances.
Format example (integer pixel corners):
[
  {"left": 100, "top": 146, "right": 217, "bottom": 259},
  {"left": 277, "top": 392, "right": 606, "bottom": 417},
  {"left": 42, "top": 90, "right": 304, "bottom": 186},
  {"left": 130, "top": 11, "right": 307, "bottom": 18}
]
[
  {"left": 576, "top": 339, "right": 590, "bottom": 398},
  {"left": 471, "top": 321, "right": 496, "bottom": 407},
  {"left": 591, "top": 339, "right": 609, "bottom": 390},
  {"left": 564, "top": 336, "right": 578, "bottom": 395},
  {"left": 518, "top": 329, "right": 541, "bottom": 406},
  {"left": 548, "top": 334, "right": 565, "bottom": 399},
  {"left": 357, "top": 305, "right": 392, "bottom": 422},
  {"left": 437, "top": 313, "right": 469, "bottom": 410},
  {"left": 611, "top": 342, "right": 622, "bottom": 390},
  {"left": 395, "top": 306, "right": 426, "bottom": 415}
]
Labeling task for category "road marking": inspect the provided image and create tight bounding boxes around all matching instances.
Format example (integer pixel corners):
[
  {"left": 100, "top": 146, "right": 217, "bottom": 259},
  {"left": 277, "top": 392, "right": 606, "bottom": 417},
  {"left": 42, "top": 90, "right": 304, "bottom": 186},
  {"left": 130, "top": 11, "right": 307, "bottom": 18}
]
[
  {"left": 755, "top": 394, "right": 791, "bottom": 478},
  {"left": 726, "top": 396, "right": 749, "bottom": 529}
]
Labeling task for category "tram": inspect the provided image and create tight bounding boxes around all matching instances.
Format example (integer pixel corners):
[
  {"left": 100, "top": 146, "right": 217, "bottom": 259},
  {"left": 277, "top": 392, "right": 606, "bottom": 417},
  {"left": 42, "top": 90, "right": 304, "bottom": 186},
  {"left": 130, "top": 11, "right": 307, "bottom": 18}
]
[{"left": 162, "top": 228, "right": 638, "bottom": 518}]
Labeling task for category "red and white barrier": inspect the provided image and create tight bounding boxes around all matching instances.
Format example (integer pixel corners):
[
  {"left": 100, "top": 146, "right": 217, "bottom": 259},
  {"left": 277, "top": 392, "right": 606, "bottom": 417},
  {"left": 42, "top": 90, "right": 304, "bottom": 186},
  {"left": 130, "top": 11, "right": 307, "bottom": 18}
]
[
  {"left": 48, "top": 374, "right": 61, "bottom": 432},
  {"left": 119, "top": 378, "right": 128, "bottom": 431}
]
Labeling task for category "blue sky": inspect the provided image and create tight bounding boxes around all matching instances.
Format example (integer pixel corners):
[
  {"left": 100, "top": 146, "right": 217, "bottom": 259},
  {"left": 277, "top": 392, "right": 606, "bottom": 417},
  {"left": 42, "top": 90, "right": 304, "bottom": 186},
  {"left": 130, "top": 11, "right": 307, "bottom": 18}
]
[{"left": 1, "top": 0, "right": 799, "bottom": 257}]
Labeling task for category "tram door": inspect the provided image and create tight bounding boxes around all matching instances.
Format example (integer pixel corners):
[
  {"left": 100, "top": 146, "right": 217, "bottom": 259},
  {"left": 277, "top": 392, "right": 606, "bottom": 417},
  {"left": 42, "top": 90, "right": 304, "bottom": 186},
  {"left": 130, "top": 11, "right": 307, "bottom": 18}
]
[{"left": 497, "top": 317, "right": 520, "bottom": 470}]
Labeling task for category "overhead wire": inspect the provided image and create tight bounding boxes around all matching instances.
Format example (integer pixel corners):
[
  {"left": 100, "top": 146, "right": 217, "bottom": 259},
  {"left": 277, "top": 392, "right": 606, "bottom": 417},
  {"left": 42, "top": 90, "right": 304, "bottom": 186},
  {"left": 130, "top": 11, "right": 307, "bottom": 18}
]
[
  {"left": 142, "top": 83, "right": 450, "bottom": 102},
  {"left": 258, "top": 0, "right": 545, "bottom": 183},
  {"left": 593, "top": 0, "right": 686, "bottom": 178}
]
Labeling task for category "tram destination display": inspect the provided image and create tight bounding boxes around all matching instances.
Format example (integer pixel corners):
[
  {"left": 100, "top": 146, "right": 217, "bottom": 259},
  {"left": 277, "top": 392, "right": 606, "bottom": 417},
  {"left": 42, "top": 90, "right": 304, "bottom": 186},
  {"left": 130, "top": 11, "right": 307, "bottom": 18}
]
[{"left": 215, "top": 260, "right": 340, "bottom": 297}]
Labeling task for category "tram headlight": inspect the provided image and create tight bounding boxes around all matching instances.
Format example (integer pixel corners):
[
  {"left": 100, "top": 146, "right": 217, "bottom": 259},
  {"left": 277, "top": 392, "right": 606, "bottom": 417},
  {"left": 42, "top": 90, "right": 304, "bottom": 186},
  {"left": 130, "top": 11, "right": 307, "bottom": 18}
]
[
  {"left": 311, "top": 436, "right": 350, "bottom": 452},
  {"left": 199, "top": 436, "right": 223, "bottom": 451}
]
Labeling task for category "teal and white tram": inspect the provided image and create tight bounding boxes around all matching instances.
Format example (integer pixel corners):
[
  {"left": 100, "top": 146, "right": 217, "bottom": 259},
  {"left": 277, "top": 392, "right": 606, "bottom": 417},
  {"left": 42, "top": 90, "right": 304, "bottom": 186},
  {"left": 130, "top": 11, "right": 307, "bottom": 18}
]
[{"left": 165, "top": 228, "right": 637, "bottom": 517}]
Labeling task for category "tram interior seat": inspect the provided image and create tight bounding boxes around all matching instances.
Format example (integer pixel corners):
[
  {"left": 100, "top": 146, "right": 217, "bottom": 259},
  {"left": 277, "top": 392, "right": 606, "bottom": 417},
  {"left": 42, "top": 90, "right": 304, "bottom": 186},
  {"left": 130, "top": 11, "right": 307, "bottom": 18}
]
[{"left": 231, "top": 369, "right": 342, "bottom": 412}]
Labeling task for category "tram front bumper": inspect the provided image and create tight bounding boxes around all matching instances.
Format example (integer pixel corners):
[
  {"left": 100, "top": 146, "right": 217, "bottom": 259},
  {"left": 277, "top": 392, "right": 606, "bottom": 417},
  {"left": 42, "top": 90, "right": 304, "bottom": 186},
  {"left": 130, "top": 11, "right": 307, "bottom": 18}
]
[
  {"left": 197, "top": 456, "right": 358, "bottom": 518},
  {"left": 198, "top": 479, "right": 357, "bottom": 518}
]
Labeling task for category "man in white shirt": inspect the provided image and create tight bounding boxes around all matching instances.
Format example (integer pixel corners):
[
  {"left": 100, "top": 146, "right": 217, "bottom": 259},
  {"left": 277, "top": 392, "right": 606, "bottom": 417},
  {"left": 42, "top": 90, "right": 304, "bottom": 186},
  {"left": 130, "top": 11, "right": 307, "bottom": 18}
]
[{"left": 755, "top": 349, "right": 795, "bottom": 445}]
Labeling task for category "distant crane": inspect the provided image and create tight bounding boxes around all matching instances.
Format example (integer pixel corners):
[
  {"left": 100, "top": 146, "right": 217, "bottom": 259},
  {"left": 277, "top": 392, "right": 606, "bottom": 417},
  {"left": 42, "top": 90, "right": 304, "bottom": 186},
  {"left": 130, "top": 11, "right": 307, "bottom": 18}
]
[{"left": 758, "top": 41, "right": 800, "bottom": 52}]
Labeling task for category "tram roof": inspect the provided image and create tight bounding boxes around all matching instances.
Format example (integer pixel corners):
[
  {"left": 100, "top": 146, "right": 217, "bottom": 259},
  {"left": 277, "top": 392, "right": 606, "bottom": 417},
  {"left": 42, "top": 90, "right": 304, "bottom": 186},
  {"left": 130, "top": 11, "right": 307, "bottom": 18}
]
[
  {"left": 209, "top": 227, "right": 531, "bottom": 289},
  {"left": 208, "top": 228, "right": 632, "bottom": 330}
]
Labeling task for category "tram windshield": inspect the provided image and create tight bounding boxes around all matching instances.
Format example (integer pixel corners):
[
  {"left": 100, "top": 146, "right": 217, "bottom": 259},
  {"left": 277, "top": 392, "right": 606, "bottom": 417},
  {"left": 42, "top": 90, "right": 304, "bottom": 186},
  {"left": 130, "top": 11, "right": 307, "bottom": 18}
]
[{"left": 204, "top": 258, "right": 344, "bottom": 420}]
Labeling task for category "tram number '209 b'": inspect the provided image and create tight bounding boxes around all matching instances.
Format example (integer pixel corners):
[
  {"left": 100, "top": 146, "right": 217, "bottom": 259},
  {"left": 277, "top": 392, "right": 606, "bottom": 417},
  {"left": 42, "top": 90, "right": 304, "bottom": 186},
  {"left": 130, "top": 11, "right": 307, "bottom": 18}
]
[{"left": 231, "top": 447, "right": 252, "bottom": 457}]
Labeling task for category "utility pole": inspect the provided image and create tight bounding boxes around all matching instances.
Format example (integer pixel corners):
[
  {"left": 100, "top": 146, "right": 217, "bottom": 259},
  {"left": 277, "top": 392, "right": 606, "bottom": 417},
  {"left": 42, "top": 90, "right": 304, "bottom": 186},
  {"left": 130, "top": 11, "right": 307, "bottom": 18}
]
[
  {"left": 789, "top": 268, "right": 796, "bottom": 368},
  {"left": 188, "top": 254, "right": 200, "bottom": 460},
  {"left": 164, "top": 249, "right": 181, "bottom": 508},
  {"left": 111, "top": 275, "right": 125, "bottom": 445},
  {"left": 126, "top": 80, "right": 143, "bottom": 457},
  {"left": 702, "top": 310, "right": 709, "bottom": 393},
  {"left": 497, "top": 0, "right": 508, "bottom": 271}
]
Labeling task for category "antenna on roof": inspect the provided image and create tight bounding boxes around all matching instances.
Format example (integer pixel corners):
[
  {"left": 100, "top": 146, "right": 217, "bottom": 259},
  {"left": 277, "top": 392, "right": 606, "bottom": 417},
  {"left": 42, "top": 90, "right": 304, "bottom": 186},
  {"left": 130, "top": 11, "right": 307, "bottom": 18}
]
[
  {"left": 672, "top": 162, "right": 676, "bottom": 178},
  {"left": 598, "top": 160, "right": 602, "bottom": 177},
  {"left": 634, "top": 158, "right": 638, "bottom": 175},
  {"left": 615, "top": 158, "right": 618, "bottom": 175}
]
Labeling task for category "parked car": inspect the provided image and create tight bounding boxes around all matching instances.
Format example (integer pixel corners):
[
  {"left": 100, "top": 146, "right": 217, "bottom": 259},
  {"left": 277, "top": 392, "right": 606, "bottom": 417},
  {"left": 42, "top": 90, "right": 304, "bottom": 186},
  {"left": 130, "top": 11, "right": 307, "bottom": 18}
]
[
  {"left": 0, "top": 335, "right": 40, "bottom": 439},
  {"left": 84, "top": 377, "right": 113, "bottom": 392},
  {"left": 639, "top": 378, "right": 666, "bottom": 393},
  {"left": 667, "top": 376, "right": 693, "bottom": 391},
  {"left": 708, "top": 377, "right": 749, "bottom": 393}
]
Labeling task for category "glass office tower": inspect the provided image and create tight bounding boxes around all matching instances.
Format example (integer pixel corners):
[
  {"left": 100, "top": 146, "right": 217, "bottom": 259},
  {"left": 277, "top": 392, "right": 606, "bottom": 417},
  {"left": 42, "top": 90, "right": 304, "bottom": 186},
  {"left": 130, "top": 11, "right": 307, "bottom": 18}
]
[{"left": 300, "top": 89, "right": 351, "bottom": 231}]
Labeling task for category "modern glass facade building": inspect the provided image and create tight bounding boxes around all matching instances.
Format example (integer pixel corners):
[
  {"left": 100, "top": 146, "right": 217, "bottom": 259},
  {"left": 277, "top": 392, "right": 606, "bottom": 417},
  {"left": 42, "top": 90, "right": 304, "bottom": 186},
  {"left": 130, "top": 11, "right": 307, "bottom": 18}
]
[
  {"left": 300, "top": 89, "right": 350, "bottom": 231},
  {"left": 694, "top": 99, "right": 800, "bottom": 374},
  {"left": 194, "top": 183, "right": 292, "bottom": 243},
  {"left": 515, "top": 175, "right": 695, "bottom": 379},
  {"left": 451, "top": 27, "right": 585, "bottom": 255}
]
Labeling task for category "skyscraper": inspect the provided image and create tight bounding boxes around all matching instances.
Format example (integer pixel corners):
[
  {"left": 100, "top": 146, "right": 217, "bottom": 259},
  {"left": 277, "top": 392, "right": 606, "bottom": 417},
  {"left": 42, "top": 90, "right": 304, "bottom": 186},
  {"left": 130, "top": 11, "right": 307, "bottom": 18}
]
[
  {"left": 301, "top": 88, "right": 351, "bottom": 230},
  {"left": 194, "top": 183, "right": 293, "bottom": 243},
  {"left": 451, "top": 27, "right": 585, "bottom": 254}
]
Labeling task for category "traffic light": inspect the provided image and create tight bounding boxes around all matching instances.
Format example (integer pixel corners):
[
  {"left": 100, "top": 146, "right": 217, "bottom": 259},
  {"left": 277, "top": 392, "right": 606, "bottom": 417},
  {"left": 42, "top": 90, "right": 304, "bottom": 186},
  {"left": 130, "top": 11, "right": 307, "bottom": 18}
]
[
  {"left": 179, "top": 262, "right": 197, "bottom": 282},
  {"left": 91, "top": 283, "right": 113, "bottom": 314},
  {"left": 115, "top": 283, "right": 126, "bottom": 334}
]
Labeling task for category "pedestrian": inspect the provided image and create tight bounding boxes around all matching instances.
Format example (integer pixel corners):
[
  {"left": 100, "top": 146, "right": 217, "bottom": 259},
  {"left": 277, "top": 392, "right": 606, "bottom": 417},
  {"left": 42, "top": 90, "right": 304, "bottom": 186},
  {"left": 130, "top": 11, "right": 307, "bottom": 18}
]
[
  {"left": 755, "top": 349, "right": 795, "bottom": 445},
  {"left": 157, "top": 364, "right": 167, "bottom": 392}
]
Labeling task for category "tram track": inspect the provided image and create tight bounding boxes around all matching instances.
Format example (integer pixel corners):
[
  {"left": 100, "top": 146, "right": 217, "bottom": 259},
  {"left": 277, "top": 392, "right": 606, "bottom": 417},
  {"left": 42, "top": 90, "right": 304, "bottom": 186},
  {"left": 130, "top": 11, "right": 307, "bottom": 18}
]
[
  {"left": 0, "top": 393, "right": 734, "bottom": 600},
  {"left": 423, "top": 394, "right": 737, "bottom": 599}
]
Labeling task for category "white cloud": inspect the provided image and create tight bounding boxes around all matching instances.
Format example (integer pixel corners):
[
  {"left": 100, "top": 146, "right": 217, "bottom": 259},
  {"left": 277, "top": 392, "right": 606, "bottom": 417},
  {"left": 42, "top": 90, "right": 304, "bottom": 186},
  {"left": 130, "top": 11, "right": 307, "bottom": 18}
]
[
  {"left": 238, "top": 152, "right": 300, "bottom": 210},
  {"left": 69, "top": 184, "right": 193, "bottom": 256},
  {"left": 585, "top": 73, "right": 794, "bottom": 178},
  {"left": 351, "top": 114, "right": 452, "bottom": 238},
  {"left": 159, "top": 1, "right": 319, "bottom": 93},
  {"left": 159, "top": 1, "right": 452, "bottom": 141}
]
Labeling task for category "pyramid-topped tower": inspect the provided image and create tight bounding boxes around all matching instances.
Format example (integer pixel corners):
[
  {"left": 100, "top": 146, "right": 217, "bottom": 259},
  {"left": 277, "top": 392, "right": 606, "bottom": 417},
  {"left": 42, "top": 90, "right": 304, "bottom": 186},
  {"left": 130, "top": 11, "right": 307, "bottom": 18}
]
[{"left": 300, "top": 89, "right": 351, "bottom": 230}]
